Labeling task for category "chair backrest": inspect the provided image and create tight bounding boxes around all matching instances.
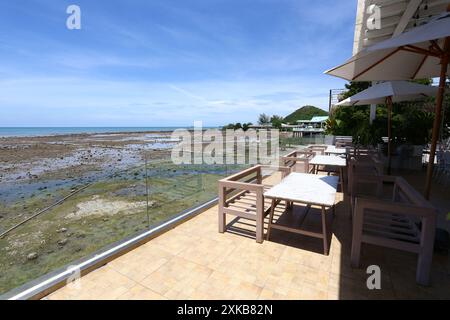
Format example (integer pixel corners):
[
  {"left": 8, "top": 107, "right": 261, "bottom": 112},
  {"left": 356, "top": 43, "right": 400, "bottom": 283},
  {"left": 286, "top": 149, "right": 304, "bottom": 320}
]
[
  {"left": 282, "top": 150, "right": 314, "bottom": 173},
  {"left": 220, "top": 165, "right": 263, "bottom": 185},
  {"left": 348, "top": 162, "right": 432, "bottom": 211},
  {"left": 219, "top": 165, "right": 292, "bottom": 205},
  {"left": 335, "top": 136, "right": 353, "bottom": 148},
  {"left": 307, "top": 145, "right": 327, "bottom": 155},
  {"left": 349, "top": 148, "right": 380, "bottom": 165},
  {"left": 347, "top": 158, "right": 384, "bottom": 198}
]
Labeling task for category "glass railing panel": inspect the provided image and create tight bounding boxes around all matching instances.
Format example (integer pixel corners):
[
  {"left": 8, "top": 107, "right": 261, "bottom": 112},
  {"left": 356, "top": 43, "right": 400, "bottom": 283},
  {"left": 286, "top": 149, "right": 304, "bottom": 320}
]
[
  {"left": 280, "top": 135, "right": 326, "bottom": 149},
  {"left": 0, "top": 158, "right": 148, "bottom": 294},
  {"left": 0, "top": 153, "right": 246, "bottom": 294}
]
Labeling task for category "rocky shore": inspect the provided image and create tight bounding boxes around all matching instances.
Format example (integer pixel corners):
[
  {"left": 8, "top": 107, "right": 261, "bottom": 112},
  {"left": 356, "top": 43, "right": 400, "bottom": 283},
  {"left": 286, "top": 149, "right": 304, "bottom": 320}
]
[{"left": 0, "top": 131, "right": 239, "bottom": 295}]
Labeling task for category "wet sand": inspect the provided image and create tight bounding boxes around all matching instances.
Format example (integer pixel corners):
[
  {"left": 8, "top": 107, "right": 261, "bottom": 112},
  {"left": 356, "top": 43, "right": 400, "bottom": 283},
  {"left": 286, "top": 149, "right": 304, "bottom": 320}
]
[{"left": 0, "top": 131, "right": 178, "bottom": 183}]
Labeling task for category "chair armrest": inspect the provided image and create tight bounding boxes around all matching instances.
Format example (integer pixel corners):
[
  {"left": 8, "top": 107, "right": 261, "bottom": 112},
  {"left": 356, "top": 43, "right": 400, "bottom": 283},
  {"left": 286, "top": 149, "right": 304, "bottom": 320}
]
[
  {"left": 221, "top": 165, "right": 260, "bottom": 181},
  {"left": 282, "top": 156, "right": 309, "bottom": 166},
  {"left": 284, "top": 150, "right": 298, "bottom": 158},
  {"left": 260, "top": 165, "right": 290, "bottom": 172},
  {"left": 218, "top": 180, "right": 265, "bottom": 193},
  {"left": 348, "top": 174, "right": 391, "bottom": 198},
  {"left": 394, "top": 177, "right": 435, "bottom": 209},
  {"left": 282, "top": 156, "right": 313, "bottom": 173},
  {"left": 353, "top": 174, "right": 396, "bottom": 184}
]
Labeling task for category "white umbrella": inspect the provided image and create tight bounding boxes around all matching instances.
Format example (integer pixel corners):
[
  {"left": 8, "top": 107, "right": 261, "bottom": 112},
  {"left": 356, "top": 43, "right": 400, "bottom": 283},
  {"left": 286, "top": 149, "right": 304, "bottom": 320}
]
[
  {"left": 325, "top": 12, "right": 450, "bottom": 81},
  {"left": 325, "top": 10, "right": 450, "bottom": 199},
  {"left": 336, "top": 81, "right": 439, "bottom": 174},
  {"left": 336, "top": 81, "right": 439, "bottom": 106}
]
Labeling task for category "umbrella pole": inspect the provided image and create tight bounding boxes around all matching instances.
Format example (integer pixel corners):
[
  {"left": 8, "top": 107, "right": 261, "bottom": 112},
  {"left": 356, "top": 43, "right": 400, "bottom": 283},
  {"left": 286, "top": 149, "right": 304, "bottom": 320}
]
[
  {"left": 387, "top": 97, "right": 393, "bottom": 175},
  {"left": 424, "top": 37, "right": 450, "bottom": 200}
]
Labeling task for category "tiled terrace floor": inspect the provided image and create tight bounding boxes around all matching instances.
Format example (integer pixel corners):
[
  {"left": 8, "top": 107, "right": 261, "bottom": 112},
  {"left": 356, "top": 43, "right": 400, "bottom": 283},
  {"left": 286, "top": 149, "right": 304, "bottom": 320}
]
[{"left": 46, "top": 174, "right": 450, "bottom": 300}]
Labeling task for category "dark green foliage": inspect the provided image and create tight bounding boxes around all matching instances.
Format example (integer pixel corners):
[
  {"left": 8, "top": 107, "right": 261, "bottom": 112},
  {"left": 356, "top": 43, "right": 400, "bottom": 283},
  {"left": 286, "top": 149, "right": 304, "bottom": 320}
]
[
  {"left": 326, "top": 102, "right": 437, "bottom": 146},
  {"left": 443, "top": 93, "right": 450, "bottom": 139},
  {"left": 326, "top": 105, "right": 383, "bottom": 146},
  {"left": 223, "top": 122, "right": 253, "bottom": 131},
  {"left": 258, "top": 113, "right": 271, "bottom": 125},
  {"left": 340, "top": 82, "right": 370, "bottom": 100},
  {"left": 412, "top": 78, "right": 433, "bottom": 85},
  {"left": 283, "top": 106, "right": 328, "bottom": 124},
  {"left": 327, "top": 80, "right": 445, "bottom": 146},
  {"left": 270, "top": 115, "right": 284, "bottom": 129},
  {"left": 393, "top": 102, "right": 434, "bottom": 145},
  {"left": 242, "top": 123, "right": 252, "bottom": 131}
]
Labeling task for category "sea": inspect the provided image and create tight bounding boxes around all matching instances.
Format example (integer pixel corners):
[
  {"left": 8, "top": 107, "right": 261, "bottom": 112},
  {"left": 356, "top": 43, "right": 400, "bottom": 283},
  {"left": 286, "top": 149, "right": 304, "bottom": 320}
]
[{"left": 0, "top": 127, "right": 209, "bottom": 138}]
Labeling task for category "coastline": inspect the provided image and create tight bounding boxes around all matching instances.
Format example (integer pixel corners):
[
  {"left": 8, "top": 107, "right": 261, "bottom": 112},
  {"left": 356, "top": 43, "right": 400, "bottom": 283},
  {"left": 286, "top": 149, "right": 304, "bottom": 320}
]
[
  {"left": 0, "top": 130, "right": 179, "bottom": 183},
  {"left": 0, "top": 127, "right": 198, "bottom": 138}
]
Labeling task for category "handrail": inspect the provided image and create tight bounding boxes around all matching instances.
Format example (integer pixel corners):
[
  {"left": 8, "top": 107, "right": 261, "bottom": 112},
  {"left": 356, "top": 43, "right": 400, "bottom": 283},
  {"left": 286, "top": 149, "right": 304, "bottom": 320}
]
[{"left": 0, "top": 182, "right": 93, "bottom": 239}]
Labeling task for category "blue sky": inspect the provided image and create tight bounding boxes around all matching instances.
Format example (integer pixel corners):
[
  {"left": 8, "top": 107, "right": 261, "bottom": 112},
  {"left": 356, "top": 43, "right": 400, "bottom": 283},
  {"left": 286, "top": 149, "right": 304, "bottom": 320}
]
[{"left": 0, "top": 0, "right": 356, "bottom": 127}]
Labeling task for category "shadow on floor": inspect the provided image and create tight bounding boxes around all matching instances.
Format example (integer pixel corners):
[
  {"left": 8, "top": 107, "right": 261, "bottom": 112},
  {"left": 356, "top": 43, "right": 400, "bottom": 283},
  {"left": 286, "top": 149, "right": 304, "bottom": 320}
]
[{"left": 224, "top": 192, "right": 450, "bottom": 299}]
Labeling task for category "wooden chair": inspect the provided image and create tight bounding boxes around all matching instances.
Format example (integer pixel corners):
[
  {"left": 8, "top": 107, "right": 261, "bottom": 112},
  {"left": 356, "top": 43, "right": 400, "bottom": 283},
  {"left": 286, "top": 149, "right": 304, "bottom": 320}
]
[
  {"left": 307, "top": 145, "right": 327, "bottom": 155},
  {"left": 353, "top": 147, "right": 381, "bottom": 162},
  {"left": 348, "top": 157, "right": 384, "bottom": 202},
  {"left": 335, "top": 136, "right": 353, "bottom": 148},
  {"left": 218, "top": 165, "right": 290, "bottom": 243},
  {"left": 282, "top": 150, "right": 315, "bottom": 173},
  {"left": 351, "top": 175, "right": 437, "bottom": 286}
]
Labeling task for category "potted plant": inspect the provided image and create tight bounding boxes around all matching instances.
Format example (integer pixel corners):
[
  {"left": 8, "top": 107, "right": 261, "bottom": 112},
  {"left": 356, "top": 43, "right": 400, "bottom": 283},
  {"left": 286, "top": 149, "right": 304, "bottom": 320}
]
[{"left": 395, "top": 109, "right": 433, "bottom": 170}]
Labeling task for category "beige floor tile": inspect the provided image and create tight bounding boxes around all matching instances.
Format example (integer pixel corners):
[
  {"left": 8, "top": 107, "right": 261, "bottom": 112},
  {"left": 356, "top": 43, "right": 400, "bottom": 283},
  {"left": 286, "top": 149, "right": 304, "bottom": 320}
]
[
  {"left": 44, "top": 186, "right": 450, "bottom": 300},
  {"left": 117, "top": 284, "right": 166, "bottom": 300},
  {"left": 48, "top": 266, "right": 137, "bottom": 300},
  {"left": 140, "top": 256, "right": 213, "bottom": 297},
  {"left": 109, "top": 245, "right": 173, "bottom": 282}
]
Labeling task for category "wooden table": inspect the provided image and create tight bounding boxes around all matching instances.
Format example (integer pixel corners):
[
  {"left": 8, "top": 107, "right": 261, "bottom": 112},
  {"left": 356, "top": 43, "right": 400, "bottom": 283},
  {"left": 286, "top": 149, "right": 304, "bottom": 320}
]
[
  {"left": 325, "top": 145, "right": 347, "bottom": 156},
  {"left": 309, "top": 155, "right": 346, "bottom": 192},
  {"left": 264, "top": 173, "right": 339, "bottom": 255}
]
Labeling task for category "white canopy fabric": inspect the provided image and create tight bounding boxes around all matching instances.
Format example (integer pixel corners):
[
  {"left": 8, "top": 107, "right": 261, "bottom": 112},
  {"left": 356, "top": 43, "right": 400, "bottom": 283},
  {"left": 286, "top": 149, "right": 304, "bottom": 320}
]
[
  {"left": 325, "top": 9, "right": 450, "bottom": 198},
  {"left": 368, "top": 12, "right": 450, "bottom": 51},
  {"left": 336, "top": 81, "right": 439, "bottom": 106},
  {"left": 324, "top": 12, "right": 450, "bottom": 81}
]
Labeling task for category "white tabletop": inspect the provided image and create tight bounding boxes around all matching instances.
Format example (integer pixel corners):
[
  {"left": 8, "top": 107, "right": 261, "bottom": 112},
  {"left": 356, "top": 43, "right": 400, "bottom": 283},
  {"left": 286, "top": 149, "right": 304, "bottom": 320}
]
[
  {"left": 264, "top": 173, "right": 338, "bottom": 207},
  {"left": 310, "top": 155, "right": 346, "bottom": 167},
  {"left": 325, "top": 146, "right": 347, "bottom": 155}
]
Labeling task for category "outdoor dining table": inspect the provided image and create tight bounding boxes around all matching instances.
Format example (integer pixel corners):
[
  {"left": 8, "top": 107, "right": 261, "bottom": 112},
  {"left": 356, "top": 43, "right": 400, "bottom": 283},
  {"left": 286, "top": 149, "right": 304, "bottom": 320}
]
[
  {"left": 309, "top": 155, "right": 346, "bottom": 192},
  {"left": 325, "top": 145, "right": 347, "bottom": 156},
  {"left": 264, "top": 173, "right": 339, "bottom": 255}
]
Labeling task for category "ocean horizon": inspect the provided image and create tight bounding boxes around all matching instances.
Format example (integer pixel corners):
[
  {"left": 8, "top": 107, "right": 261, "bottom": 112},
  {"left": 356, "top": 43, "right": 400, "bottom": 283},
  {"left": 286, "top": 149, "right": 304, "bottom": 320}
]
[{"left": 0, "top": 127, "right": 216, "bottom": 138}]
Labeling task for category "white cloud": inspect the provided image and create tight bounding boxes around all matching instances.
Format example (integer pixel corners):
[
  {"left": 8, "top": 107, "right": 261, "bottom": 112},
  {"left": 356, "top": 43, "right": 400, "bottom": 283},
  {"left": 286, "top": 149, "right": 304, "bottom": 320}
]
[{"left": 0, "top": 73, "right": 345, "bottom": 126}]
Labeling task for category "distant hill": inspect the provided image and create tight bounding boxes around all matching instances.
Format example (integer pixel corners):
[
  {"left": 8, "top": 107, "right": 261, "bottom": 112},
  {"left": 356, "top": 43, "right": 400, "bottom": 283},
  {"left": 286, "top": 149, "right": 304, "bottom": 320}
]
[{"left": 283, "top": 106, "right": 328, "bottom": 124}]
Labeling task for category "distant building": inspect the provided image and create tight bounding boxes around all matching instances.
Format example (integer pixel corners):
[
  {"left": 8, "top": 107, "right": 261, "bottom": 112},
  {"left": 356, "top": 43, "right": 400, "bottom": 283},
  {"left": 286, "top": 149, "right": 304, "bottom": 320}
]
[{"left": 284, "top": 116, "right": 329, "bottom": 137}]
